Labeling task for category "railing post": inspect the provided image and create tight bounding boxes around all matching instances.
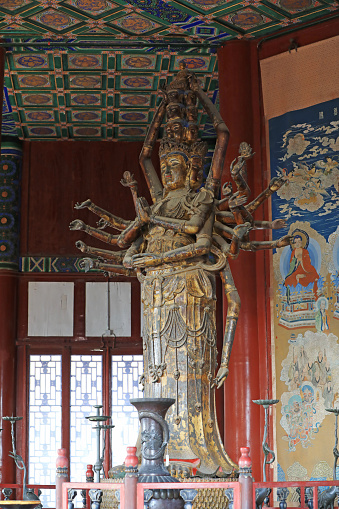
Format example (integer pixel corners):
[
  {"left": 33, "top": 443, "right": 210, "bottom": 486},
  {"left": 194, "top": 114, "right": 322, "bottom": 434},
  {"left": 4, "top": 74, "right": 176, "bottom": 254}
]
[
  {"left": 180, "top": 489, "right": 198, "bottom": 509},
  {"left": 68, "top": 488, "right": 77, "bottom": 509},
  {"left": 239, "top": 447, "right": 254, "bottom": 509},
  {"left": 123, "top": 446, "right": 138, "bottom": 509},
  {"left": 277, "top": 487, "right": 289, "bottom": 509},
  {"left": 89, "top": 489, "right": 103, "bottom": 509},
  {"left": 56, "top": 448, "right": 69, "bottom": 509},
  {"left": 2, "top": 489, "right": 12, "bottom": 500},
  {"left": 225, "top": 488, "right": 234, "bottom": 509}
]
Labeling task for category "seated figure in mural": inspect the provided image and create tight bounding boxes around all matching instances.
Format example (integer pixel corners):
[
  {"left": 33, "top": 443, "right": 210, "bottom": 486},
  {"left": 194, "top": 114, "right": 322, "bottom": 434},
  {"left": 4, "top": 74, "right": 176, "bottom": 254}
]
[
  {"left": 284, "top": 230, "right": 319, "bottom": 300},
  {"left": 70, "top": 65, "right": 290, "bottom": 476}
]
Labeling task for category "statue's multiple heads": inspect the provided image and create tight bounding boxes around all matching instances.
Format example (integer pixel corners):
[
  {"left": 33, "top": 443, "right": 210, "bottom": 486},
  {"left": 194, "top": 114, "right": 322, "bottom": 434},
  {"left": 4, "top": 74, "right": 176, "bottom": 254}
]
[
  {"left": 159, "top": 63, "right": 207, "bottom": 194},
  {"left": 159, "top": 138, "right": 207, "bottom": 193}
]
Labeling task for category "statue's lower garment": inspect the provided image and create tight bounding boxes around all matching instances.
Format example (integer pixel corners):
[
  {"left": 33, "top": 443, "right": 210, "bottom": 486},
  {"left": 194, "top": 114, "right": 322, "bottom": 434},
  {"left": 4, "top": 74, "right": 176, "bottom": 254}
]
[{"left": 139, "top": 263, "right": 237, "bottom": 475}]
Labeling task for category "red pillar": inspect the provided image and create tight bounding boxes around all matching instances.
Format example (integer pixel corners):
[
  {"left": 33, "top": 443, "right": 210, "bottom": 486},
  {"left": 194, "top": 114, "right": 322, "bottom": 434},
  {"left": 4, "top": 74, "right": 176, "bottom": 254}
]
[
  {"left": 0, "top": 47, "right": 19, "bottom": 484},
  {"left": 218, "top": 40, "right": 269, "bottom": 481},
  {"left": 0, "top": 271, "right": 18, "bottom": 483}
]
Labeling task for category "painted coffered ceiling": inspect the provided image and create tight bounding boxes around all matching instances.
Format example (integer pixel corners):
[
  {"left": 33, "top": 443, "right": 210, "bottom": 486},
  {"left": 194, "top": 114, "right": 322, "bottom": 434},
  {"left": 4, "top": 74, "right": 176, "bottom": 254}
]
[{"left": 0, "top": 0, "right": 338, "bottom": 140}]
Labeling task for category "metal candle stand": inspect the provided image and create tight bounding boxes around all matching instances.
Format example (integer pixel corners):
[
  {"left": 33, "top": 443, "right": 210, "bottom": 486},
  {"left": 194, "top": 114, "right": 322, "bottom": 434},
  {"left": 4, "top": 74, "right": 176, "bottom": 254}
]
[
  {"left": 253, "top": 399, "right": 279, "bottom": 509},
  {"left": 2, "top": 416, "right": 23, "bottom": 460},
  {"left": 1, "top": 416, "right": 41, "bottom": 509},
  {"left": 86, "top": 405, "right": 115, "bottom": 483}
]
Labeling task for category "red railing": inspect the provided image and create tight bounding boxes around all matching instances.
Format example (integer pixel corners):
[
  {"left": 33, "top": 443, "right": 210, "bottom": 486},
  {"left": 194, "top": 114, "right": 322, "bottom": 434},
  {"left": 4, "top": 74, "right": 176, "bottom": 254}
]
[
  {"left": 137, "top": 481, "right": 240, "bottom": 509},
  {"left": 61, "top": 479, "right": 239, "bottom": 509},
  {"left": 60, "top": 478, "right": 339, "bottom": 509},
  {"left": 0, "top": 484, "right": 55, "bottom": 497},
  {"left": 62, "top": 482, "right": 124, "bottom": 509},
  {"left": 253, "top": 480, "right": 339, "bottom": 509}
]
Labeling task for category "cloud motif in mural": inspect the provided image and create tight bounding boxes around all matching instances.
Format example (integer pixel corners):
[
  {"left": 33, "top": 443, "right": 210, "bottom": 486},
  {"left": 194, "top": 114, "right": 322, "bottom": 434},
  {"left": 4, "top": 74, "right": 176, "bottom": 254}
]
[
  {"left": 282, "top": 133, "right": 310, "bottom": 160},
  {"left": 275, "top": 154, "right": 339, "bottom": 213},
  {"left": 313, "top": 121, "right": 339, "bottom": 135}
]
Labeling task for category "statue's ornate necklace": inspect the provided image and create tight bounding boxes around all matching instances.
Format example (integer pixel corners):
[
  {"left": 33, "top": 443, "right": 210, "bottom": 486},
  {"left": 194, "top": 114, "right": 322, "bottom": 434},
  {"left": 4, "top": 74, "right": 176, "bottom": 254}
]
[{"left": 155, "top": 189, "right": 194, "bottom": 219}]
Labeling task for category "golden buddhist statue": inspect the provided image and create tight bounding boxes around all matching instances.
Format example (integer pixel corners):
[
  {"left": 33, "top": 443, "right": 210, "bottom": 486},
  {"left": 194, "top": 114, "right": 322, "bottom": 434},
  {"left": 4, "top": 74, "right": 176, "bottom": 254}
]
[{"left": 70, "top": 65, "right": 290, "bottom": 476}]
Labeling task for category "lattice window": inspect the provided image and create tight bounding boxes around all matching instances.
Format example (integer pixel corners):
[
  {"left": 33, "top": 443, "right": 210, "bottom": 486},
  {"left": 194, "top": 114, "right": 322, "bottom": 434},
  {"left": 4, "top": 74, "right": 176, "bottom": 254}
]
[
  {"left": 111, "top": 355, "right": 143, "bottom": 466},
  {"left": 29, "top": 355, "right": 62, "bottom": 508},
  {"left": 28, "top": 353, "right": 143, "bottom": 506},
  {"left": 70, "top": 355, "right": 102, "bottom": 482}
]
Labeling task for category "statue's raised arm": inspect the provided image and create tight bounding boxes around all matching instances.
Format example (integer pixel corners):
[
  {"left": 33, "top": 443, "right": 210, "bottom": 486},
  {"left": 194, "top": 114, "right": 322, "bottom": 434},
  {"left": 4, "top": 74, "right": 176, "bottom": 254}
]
[
  {"left": 188, "top": 73, "right": 229, "bottom": 198},
  {"left": 139, "top": 90, "right": 168, "bottom": 203}
]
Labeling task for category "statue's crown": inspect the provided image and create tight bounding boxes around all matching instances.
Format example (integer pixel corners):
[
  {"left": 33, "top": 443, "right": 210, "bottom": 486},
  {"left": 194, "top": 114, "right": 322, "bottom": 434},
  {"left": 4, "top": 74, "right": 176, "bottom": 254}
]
[
  {"left": 159, "top": 139, "right": 207, "bottom": 162},
  {"left": 159, "top": 139, "right": 190, "bottom": 160},
  {"left": 190, "top": 141, "right": 207, "bottom": 159}
]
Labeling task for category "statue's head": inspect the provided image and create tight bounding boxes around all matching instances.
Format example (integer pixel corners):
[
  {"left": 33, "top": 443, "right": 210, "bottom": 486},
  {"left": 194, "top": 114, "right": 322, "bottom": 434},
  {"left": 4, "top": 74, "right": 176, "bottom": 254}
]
[
  {"left": 167, "top": 89, "right": 183, "bottom": 104},
  {"left": 186, "top": 105, "right": 198, "bottom": 123},
  {"left": 165, "top": 119, "right": 186, "bottom": 143},
  {"left": 185, "top": 90, "right": 197, "bottom": 106},
  {"left": 166, "top": 102, "right": 184, "bottom": 121},
  {"left": 187, "top": 141, "right": 207, "bottom": 191},
  {"left": 159, "top": 140, "right": 190, "bottom": 192},
  {"left": 185, "top": 122, "right": 199, "bottom": 145}
]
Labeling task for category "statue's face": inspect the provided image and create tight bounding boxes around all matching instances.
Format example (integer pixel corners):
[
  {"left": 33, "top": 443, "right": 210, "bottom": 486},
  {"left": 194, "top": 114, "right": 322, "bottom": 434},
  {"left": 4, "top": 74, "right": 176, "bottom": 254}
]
[
  {"left": 161, "top": 153, "right": 187, "bottom": 191},
  {"left": 166, "top": 104, "right": 182, "bottom": 119},
  {"left": 186, "top": 91, "right": 196, "bottom": 106},
  {"left": 166, "top": 121, "right": 185, "bottom": 142},
  {"left": 189, "top": 156, "right": 203, "bottom": 190},
  {"left": 185, "top": 124, "right": 199, "bottom": 144},
  {"left": 168, "top": 90, "right": 181, "bottom": 103}
]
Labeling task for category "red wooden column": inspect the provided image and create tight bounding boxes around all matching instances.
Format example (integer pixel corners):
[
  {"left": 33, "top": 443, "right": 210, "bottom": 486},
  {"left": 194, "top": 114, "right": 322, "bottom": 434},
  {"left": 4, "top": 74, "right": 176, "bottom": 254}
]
[
  {"left": 218, "top": 40, "right": 269, "bottom": 481},
  {"left": 0, "top": 271, "right": 18, "bottom": 483},
  {"left": 0, "top": 48, "right": 20, "bottom": 484}
]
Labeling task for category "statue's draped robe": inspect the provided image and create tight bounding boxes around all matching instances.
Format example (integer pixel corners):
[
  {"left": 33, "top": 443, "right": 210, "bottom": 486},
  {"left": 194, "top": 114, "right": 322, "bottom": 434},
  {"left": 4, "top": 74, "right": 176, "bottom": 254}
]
[{"left": 139, "top": 189, "right": 236, "bottom": 475}]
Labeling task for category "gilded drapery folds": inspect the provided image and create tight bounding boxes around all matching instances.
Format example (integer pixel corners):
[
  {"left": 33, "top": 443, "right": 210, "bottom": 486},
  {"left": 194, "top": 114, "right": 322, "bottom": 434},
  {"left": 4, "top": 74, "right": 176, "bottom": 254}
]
[{"left": 140, "top": 261, "right": 236, "bottom": 474}]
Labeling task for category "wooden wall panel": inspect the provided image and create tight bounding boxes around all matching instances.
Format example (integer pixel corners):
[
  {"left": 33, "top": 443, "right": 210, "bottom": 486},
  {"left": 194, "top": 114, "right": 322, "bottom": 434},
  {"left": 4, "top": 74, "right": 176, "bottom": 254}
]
[{"left": 21, "top": 140, "right": 160, "bottom": 256}]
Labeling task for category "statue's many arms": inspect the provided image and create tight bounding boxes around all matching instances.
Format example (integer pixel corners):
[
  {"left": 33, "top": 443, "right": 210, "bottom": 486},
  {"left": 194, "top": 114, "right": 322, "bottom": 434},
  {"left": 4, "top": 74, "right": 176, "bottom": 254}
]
[{"left": 70, "top": 69, "right": 290, "bottom": 476}]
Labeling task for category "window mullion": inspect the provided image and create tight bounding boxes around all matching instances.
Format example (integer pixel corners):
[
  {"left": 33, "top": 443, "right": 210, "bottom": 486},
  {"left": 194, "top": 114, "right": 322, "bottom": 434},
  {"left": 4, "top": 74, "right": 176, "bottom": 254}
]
[
  {"left": 103, "top": 347, "right": 112, "bottom": 477},
  {"left": 61, "top": 347, "right": 71, "bottom": 472}
]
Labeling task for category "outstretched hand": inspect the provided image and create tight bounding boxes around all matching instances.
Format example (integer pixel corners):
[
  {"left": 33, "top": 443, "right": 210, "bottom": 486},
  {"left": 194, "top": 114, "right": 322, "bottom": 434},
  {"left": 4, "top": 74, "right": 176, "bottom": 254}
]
[
  {"left": 211, "top": 365, "right": 229, "bottom": 389},
  {"left": 74, "top": 199, "right": 91, "bottom": 210},
  {"left": 275, "top": 235, "right": 293, "bottom": 248},
  {"left": 269, "top": 176, "right": 287, "bottom": 192},
  {"left": 69, "top": 219, "right": 86, "bottom": 231},
  {"left": 79, "top": 258, "right": 94, "bottom": 272},
  {"left": 229, "top": 191, "right": 247, "bottom": 209},
  {"left": 272, "top": 218, "right": 287, "bottom": 229},
  {"left": 75, "top": 240, "right": 87, "bottom": 253}
]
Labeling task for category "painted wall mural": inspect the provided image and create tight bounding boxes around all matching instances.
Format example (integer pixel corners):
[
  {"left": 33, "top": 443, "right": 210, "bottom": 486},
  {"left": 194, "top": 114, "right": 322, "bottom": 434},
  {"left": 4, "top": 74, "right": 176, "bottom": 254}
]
[{"left": 269, "top": 97, "right": 339, "bottom": 483}]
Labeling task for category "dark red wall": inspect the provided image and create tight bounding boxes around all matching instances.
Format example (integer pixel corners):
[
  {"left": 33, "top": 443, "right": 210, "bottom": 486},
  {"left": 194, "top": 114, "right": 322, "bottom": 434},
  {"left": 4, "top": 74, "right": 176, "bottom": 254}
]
[{"left": 20, "top": 140, "right": 160, "bottom": 256}]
